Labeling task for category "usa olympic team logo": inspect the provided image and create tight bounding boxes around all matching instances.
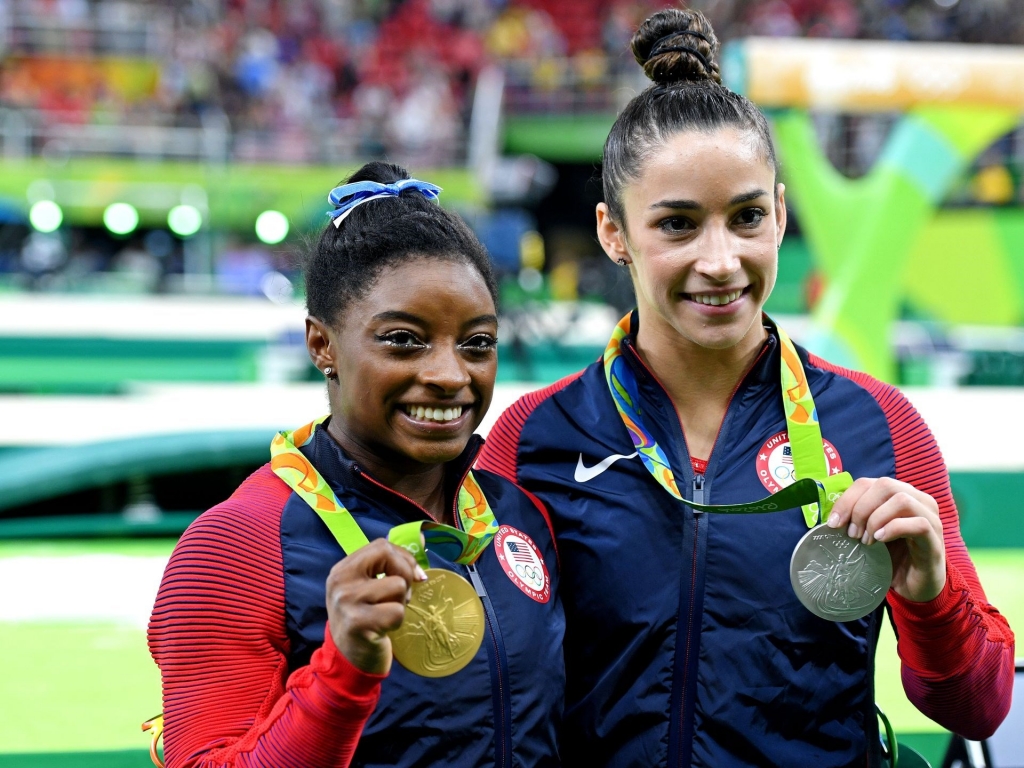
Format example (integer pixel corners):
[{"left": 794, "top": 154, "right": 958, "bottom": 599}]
[
  {"left": 756, "top": 431, "right": 843, "bottom": 494},
  {"left": 494, "top": 525, "right": 550, "bottom": 603}
]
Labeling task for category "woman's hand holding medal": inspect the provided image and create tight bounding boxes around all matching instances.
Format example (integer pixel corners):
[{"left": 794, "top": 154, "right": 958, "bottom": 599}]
[
  {"left": 826, "top": 477, "right": 946, "bottom": 603},
  {"left": 326, "top": 539, "right": 428, "bottom": 675}
]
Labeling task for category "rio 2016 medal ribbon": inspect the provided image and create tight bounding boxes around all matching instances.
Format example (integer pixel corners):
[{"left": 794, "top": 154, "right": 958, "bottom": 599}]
[
  {"left": 603, "top": 314, "right": 893, "bottom": 622},
  {"left": 789, "top": 524, "right": 893, "bottom": 621},
  {"left": 388, "top": 567, "right": 485, "bottom": 677},
  {"left": 270, "top": 418, "right": 497, "bottom": 676}
]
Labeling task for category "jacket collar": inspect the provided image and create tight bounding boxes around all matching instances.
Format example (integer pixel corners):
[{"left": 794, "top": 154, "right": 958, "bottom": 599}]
[
  {"left": 620, "top": 308, "right": 778, "bottom": 391},
  {"left": 301, "top": 421, "right": 484, "bottom": 520}
]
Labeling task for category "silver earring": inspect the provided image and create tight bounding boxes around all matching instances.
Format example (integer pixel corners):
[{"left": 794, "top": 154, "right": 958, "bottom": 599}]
[
  {"left": 617, "top": 258, "right": 629, "bottom": 266},
  {"left": 323, "top": 366, "right": 334, "bottom": 377}
]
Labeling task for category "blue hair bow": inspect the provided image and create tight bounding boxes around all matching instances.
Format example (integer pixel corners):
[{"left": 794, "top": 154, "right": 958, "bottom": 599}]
[{"left": 326, "top": 179, "right": 443, "bottom": 228}]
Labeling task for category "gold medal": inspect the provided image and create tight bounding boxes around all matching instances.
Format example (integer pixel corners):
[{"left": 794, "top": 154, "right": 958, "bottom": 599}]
[{"left": 391, "top": 568, "right": 485, "bottom": 677}]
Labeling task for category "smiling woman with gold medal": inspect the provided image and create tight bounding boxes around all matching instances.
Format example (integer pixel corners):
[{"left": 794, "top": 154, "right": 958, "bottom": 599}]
[
  {"left": 148, "top": 162, "right": 564, "bottom": 768},
  {"left": 479, "top": 8, "right": 1015, "bottom": 768}
]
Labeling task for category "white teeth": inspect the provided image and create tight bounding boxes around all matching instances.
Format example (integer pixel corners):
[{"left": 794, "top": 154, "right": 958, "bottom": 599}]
[
  {"left": 691, "top": 289, "right": 742, "bottom": 306},
  {"left": 404, "top": 405, "right": 463, "bottom": 423}
]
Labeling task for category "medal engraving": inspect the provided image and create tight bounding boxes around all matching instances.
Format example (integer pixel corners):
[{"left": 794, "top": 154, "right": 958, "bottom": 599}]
[
  {"left": 789, "top": 524, "right": 892, "bottom": 622},
  {"left": 391, "top": 568, "right": 485, "bottom": 677}
]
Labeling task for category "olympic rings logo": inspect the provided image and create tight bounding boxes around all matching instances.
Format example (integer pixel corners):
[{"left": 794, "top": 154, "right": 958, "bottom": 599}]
[{"left": 515, "top": 563, "right": 542, "bottom": 587}]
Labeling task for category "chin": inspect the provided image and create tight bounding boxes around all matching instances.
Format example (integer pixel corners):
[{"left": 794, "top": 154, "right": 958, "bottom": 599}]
[
  {"left": 404, "top": 437, "right": 471, "bottom": 467},
  {"left": 680, "top": 310, "right": 761, "bottom": 350}
]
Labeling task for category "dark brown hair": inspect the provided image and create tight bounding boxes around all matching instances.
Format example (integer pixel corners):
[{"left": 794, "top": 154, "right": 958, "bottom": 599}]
[
  {"left": 304, "top": 161, "right": 497, "bottom": 327},
  {"left": 602, "top": 8, "right": 778, "bottom": 224}
]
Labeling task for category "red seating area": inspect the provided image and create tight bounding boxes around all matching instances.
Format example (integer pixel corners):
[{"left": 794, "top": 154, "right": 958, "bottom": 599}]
[
  {"left": 514, "top": 0, "right": 608, "bottom": 55},
  {"left": 360, "top": 0, "right": 486, "bottom": 99}
]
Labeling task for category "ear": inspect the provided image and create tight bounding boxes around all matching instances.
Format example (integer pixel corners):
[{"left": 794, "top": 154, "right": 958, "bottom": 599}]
[
  {"left": 305, "top": 316, "right": 335, "bottom": 374},
  {"left": 774, "top": 183, "right": 787, "bottom": 249},
  {"left": 596, "top": 203, "right": 632, "bottom": 266}
]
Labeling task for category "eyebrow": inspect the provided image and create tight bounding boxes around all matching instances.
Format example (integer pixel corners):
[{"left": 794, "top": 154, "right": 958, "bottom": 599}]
[
  {"left": 372, "top": 310, "right": 498, "bottom": 327},
  {"left": 649, "top": 189, "right": 770, "bottom": 211}
]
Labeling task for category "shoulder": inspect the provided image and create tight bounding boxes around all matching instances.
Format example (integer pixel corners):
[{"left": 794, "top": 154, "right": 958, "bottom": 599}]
[
  {"left": 177, "top": 464, "right": 291, "bottom": 553},
  {"left": 478, "top": 368, "right": 592, "bottom": 481},
  {"left": 159, "top": 464, "right": 292, "bottom": 602},
  {"left": 150, "top": 465, "right": 294, "bottom": 654},
  {"left": 804, "top": 350, "right": 945, "bottom": 482},
  {"left": 805, "top": 351, "right": 923, "bottom": 435}
]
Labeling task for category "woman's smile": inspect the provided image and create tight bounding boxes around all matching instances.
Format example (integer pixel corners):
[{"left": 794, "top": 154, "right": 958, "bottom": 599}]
[
  {"left": 680, "top": 285, "right": 751, "bottom": 311},
  {"left": 399, "top": 403, "right": 468, "bottom": 423}
]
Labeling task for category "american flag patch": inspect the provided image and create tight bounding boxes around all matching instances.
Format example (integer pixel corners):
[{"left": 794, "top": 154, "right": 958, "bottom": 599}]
[{"left": 506, "top": 541, "right": 535, "bottom": 563}]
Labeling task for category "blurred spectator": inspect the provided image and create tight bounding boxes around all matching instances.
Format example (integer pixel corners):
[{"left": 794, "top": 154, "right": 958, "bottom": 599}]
[{"left": 5, "top": 0, "right": 1024, "bottom": 164}]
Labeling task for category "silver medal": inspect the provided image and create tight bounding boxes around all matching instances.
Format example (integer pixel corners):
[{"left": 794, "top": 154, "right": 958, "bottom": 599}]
[{"left": 789, "top": 524, "right": 892, "bottom": 622}]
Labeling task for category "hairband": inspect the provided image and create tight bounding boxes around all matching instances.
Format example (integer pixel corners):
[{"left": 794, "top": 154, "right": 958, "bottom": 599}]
[
  {"left": 326, "top": 178, "right": 443, "bottom": 228},
  {"left": 647, "top": 29, "right": 713, "bottom": 76},
  {"left": 649, "top": 43, "right": 713, "bottom": 77},
  {"left": 648, "top": 29, "right": 711, "bottom": 58}
]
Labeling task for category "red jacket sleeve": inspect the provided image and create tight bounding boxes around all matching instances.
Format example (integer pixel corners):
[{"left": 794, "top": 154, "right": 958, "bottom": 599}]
[
  {"left": 879, "top": 388, "right": 1014, "bottom": 739},
  {"left": 148, "top": 466, "right": 384, "bottom": 768},
  {"left": 809, "top": 356, "right": 1016, "bottom": 740},
  {"left": 477, "top": 373, "right": 583, "bottom": 482}
]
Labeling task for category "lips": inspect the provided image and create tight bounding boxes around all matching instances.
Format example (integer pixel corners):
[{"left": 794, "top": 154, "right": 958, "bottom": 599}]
[
  {"left": 683, "top": 288, "right": 746, "bottom": 306},
  {"left": 401, "top": 404, "right": 467, "bottom": 424}
]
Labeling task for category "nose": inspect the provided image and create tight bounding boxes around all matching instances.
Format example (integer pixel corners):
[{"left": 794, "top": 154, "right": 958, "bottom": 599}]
[
  {"left": 695, "top": 223, "right": 741, "bottom": 283},
  {"left": 420, "top": 342, "right": 472, "bottom": 393}
]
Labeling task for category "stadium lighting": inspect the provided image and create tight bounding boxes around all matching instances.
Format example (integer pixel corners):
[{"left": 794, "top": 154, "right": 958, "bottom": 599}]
[
  {"left": 103, "top": 203, "right": 140, "bottom": 236},
  {"left": 167, "top": 205, "right": 203, "bottom": 237},
  {"left": 28, "top": 200, "right": 63, "bottom": 233},
  {"left": 255, "top": 210, "right": 289, "bottom": 244}
]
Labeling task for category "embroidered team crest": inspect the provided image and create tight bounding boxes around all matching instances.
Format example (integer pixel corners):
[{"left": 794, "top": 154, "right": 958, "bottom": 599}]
[
  {"left": 756, "top": 431, "right": 843, "bottom": 493},
  {"left": 494, "top": 525, "right": 550, "bottom": 603}
]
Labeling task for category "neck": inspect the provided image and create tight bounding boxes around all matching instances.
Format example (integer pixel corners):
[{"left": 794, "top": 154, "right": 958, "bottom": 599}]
[
  {"left": 633, "top": 315, "right": 767, "bottom": 459},
  {"left": 326, "top": 421, "right": 449, "bottom": 522}
]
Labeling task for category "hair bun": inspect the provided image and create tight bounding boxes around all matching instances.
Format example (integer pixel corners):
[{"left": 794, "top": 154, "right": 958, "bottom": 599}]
[
  {"left": 631, "top": 8, "right": 721, "bottom": 86},
  {"left": 346, "top": 161, "right": 410, "bottom": 187}
]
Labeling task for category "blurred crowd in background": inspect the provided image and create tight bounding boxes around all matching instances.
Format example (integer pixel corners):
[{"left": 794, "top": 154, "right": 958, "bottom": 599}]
[
  {"left": 2, "top": 0, "right": 1023, "bottom": 164},
  {"left": 1, "top": 0, "right": 1024, "bottom": 300}
]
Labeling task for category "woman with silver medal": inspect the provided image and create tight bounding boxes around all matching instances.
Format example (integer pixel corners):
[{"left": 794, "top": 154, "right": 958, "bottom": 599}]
[
  {"left": 478, "top": 9, "right": 1014, "bottom": 767},
  {"left": 149, "top": 162, "right": 564, "bottom": 768}
]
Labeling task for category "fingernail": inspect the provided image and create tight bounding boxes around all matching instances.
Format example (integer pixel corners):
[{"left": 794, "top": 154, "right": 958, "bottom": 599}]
[
  {"left": 827, "top": 512, "right": 840, "bottom": 528},
  {"left": 861, "top": 531, "right": 870, "bottom": 545},
  {"left": 414, "top": 565, "right": 428, "bottom": 582},
  {"left": 406, "top": 587, "right": 413, "bottom": 602},
  {"left": 847, "top": 523, "right": 860, "bottom": 539},
  {"left": 874, "top": 527, "right": 885, "bottom": 541}
]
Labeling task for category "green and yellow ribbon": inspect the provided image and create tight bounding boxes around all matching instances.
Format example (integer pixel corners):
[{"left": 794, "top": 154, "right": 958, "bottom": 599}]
[
  {"left": 270, "top": 418, "right": 498, "bottom": 563},
  {"left": 603, "top": 314, "right": 853, "bottom": 525}
]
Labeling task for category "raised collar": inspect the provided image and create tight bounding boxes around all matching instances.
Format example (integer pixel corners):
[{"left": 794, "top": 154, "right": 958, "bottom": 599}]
[
  {"left": 301, "top": 421, "right": 484, "bottom": 521},
  {"left": 619, "top": 308, "right": 778, "bottom": 390}
]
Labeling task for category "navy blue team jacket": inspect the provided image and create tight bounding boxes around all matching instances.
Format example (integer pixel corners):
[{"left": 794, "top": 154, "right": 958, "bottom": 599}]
[
  {"left": 479, "top": 318, "right": 914, "bottom": 768},
  {"left": 287, "top": 426, "right": 565, "bottom": 767}
]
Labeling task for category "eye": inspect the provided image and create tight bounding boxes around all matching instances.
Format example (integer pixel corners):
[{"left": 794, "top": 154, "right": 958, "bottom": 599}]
[
  {"left": 658, "top": 216, "right": 695, "bottom": 234},
  {"left": 734, "top": 208, "right": 767, "bottom": 227},
  {"left": 377, "top": 330, "right": 425, "bottom": 349},
  {"left": 460, "top": 333, "right": 498, "bottom": 352}
]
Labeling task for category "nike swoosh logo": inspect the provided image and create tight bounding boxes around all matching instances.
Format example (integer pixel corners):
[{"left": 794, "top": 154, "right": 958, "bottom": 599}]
[{"left": 574, "top": 452, "right": 639, "bottom": 483}]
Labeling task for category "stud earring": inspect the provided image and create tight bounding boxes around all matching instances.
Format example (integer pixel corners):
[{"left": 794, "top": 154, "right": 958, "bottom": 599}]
[
  {"left": 617, "top": 258, "right": 629, "bottom": 266},
  {"left": 323, "top": 366, "right": 334, "bottom": 378}
]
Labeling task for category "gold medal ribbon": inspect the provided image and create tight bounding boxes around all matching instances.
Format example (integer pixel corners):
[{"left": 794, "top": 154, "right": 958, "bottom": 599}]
[{"left": 269, "top": 418, "right": 498, "bottom": 562}]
